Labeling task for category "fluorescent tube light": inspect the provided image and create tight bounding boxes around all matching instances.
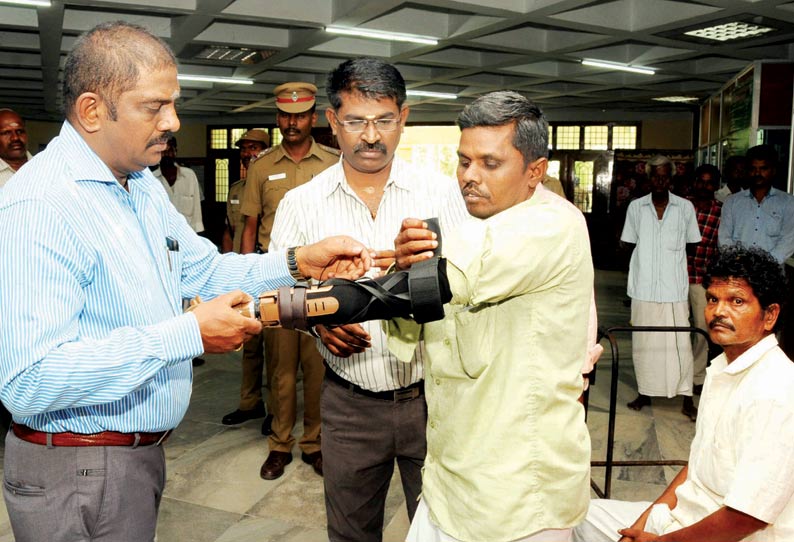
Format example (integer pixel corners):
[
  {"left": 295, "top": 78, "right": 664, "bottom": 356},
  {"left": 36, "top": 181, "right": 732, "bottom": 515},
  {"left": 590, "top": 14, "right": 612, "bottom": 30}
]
[
  {"left": 406, "top": 90, "right": 458, "bottom": 100},
  {"left": 178, "top": 74, "right": 254, "bottom": 85},
  {"left": 581, "top": 59, "right": 655, "bottom": 76},
  {"left": 0, "top": 0, "right": 51, "bottom": 6},
  {"left": 652, "top": 96, "right": 699, "bottom": 103},
  {"left": 326, "top": 26, "right": 437, "bottom": 46}
]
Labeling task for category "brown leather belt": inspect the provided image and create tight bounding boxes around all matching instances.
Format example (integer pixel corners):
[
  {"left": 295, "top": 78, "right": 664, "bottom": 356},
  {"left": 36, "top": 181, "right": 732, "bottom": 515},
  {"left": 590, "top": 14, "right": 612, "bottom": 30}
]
[{"left": 12, "top": 423, "right": 172, "bottom": 447}]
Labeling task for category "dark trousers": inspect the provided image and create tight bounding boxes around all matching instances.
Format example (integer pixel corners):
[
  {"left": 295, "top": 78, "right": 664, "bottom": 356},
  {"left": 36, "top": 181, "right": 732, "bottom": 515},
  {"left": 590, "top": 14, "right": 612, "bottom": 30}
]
[
  {"left": 321, "top": 373, "right": 427, "bottom": 542},
  {"left": 3, "top": 429, "right": 166, "bottom": 542}
]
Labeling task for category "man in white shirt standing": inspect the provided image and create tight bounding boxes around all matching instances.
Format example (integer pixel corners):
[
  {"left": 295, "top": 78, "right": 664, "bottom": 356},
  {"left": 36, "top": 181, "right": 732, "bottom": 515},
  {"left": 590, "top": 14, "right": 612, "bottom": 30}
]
[
  {"left": 153, "top": 136, "right": 204, "bottom": 233},
  {"left": 0, "top": 109, "right": 32, "bottom": 190},
  {"left": 574, "top": 245, "right": 794, "bottom": 542},
  {"left": 270, "top": 57, "right": 467, "bottom": 542},
  {"left": 621, "top": 154, "right": 701, "bottom": 420}
]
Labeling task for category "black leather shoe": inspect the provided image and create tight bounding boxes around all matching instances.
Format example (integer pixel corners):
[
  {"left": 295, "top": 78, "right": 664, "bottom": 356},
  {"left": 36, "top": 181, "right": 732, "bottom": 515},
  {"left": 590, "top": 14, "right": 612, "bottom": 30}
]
[
  {"left": 192, "top": 357, "right": 205, "bottom": 367},
  {"left": 261, "top": 414, "right": 274, "bottom": 436},
  {"left": 301, "top": 451, "right": 323, "bottom": 476},
  {"left": 627, "top": 394, "right": 651, "bottom": 411},
  {"left": 221, "top": 403, "right": 267, "bottom": 425},
  {"left": 260, "top": 451, "right": 292, "bottom": 480}
]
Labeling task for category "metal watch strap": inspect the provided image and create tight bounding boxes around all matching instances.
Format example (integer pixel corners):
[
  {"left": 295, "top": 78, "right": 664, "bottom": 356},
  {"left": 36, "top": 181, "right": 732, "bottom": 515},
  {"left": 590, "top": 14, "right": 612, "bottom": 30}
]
[{"left": 286, "top": 246, "right": 304, "bottom": 281}]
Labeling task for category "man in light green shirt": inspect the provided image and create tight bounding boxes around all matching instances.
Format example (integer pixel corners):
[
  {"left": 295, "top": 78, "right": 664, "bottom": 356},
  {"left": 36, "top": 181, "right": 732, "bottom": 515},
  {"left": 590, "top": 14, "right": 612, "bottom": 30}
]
[{"left": 390, "top": 91, "right": 594, "bottom": 542}]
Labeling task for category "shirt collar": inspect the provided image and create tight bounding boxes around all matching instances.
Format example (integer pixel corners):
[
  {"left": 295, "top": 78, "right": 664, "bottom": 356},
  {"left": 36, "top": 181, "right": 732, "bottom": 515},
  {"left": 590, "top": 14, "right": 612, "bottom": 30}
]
[
  {"left": 322, "top": 154, "right": 410, "bottom": 197},
  {"left": 272, "top": 137, "right": 326, "bottom": 164},
  {"left": 0, "top": 152, "right": 32, "bottom": 173},
  {"left": 740, "top": 187, "right": 780, "bottom": 200},
  {"left": 639, "top": 191, "right": 681, "bottom": 207},
  {"left": 59, "top": 121, "right": 149, "bottom": 187},
  {"left": 719, "top": 334, "right": 779, "bottom": 375}
]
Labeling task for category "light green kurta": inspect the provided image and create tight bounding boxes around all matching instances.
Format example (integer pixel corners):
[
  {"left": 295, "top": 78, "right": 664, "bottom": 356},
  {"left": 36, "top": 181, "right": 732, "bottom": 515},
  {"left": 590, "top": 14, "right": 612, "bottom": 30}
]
[{"left": 388, "top": 185, "right": 594, "bottom": 542}]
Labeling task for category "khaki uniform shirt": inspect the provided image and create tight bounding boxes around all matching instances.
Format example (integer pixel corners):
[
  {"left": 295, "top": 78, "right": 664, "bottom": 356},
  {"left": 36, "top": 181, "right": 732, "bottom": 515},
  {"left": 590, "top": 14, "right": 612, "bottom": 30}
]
[
  {"left": 226, "top": 178, "right": 246, "bottom": 253},
  {"left": 240, "top": 138, "right": 339, "bottom": 251}
]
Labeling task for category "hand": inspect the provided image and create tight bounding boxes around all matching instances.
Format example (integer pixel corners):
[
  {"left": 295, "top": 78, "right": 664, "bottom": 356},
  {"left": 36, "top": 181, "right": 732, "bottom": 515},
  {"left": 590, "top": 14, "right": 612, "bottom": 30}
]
[
  {"left": 297, "top": 235, "right": 372, "bottom": 281},
  {"left": 316, "top": 324, "right": 371, "bottom": 357},
  {"left": 618, "top": 528, "right": 661, "bottom": 542},
  {"left": 372, "top": 249, "right": 395, "bottom": 277},
  {"left": 190, "top": 291, "right": 263, "bottom": 354},
  {"left": 394, "top": 218, "right": 438, "bottom": 270}
]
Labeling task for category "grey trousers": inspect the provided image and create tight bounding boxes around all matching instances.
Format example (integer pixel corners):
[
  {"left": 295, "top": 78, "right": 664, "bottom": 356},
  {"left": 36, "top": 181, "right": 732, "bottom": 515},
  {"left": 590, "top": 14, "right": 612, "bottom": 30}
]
[
  {"left": 321, "top": 374, "right": 427, "bottom": 542},
  {"left": 3, "top": 429, "right": 166, "bottom": 542}
]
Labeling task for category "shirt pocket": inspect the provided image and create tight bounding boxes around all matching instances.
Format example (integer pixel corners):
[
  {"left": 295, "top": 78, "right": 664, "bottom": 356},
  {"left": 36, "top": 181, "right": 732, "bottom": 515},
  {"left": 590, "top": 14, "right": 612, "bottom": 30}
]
[
  {"left": 174, "top": 193, "right": 195, "bottom": 217},
  {"left": 452, "top": 307, "right": 493, "bottom": 379},
  {"left": 765, "top": 212, "right": 783, "bottom": 238},
  {"left": 663, "top": 222, "right": 684, "bottom": 251}
]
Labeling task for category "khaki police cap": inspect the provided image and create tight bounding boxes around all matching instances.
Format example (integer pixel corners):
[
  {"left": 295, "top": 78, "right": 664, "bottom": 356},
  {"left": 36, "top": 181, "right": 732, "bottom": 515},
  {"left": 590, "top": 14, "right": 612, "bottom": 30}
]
[
  {"left": 235, "top": 128, "right": 270, "bottom": 147},
  {"left": 273, "top": 82, "right": 317, "bottom": 113}
]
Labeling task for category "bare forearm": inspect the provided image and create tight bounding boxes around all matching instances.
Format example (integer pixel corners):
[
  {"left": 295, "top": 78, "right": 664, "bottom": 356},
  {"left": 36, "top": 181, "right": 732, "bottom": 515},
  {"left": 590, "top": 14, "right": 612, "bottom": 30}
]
[
  {"left": 241, "top": 216, "right": 258, "bottom": 254},
  {"left": 656, "top": 507, "right": 766, "bottom": 542}
]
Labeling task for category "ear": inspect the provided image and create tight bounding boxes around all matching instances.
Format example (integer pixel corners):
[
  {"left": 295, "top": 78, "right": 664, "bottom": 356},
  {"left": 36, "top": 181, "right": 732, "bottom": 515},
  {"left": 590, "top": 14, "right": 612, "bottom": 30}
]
[
  {"left": 325, "top": 108, "right": 337, "bottom": 135},
  {"left": 310, "top": 110, "right": 318, "bottom": 128},
  {"left": 526, "top": 156, "right": 548, "bottom": 188},
  {"left": 399, "top": 106, "right": 410, "bottom": 133},
  {"left": 764, "top": 303, "right": 781, "bottom": 332},
  {"left": 72, "top": 92, "right": 105, "bottom": 134}
]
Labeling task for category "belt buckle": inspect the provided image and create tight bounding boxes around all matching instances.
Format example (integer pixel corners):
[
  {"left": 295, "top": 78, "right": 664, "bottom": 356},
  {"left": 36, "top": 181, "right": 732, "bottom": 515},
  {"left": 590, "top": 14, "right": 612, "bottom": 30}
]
[{"left": 393, "top": 387, "right": 419, "bottom": 402}]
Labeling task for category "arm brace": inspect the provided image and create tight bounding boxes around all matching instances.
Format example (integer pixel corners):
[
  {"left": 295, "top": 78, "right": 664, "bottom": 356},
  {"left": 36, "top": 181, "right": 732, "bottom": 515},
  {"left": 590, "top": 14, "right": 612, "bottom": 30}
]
[{"left": 238, "top": 257, "right": 451, "bottom": 331}]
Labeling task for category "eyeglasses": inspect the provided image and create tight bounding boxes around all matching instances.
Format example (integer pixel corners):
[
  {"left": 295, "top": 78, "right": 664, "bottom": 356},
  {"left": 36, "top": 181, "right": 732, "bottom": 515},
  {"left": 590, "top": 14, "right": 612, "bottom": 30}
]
[{"left": 334, "top": 114, "right": 400, "bottom": 133}]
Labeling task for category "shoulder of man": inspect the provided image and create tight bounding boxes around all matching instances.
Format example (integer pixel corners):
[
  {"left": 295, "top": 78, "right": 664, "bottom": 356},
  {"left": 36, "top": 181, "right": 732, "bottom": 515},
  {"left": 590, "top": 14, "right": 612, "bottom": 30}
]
[{"left": 316, "top": 143, "right": 341, "bottom": 157}]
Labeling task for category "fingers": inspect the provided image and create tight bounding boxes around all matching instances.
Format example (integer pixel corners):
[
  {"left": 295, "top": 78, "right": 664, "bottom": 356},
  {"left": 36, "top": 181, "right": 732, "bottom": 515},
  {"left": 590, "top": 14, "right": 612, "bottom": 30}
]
[
  {"left": 373, "top": 249, "right": 395, "bottom": 272},
  {"left": 394, "top": 218, "right": 439, "bottom": 270},
  {"left": 317, "top": 324, "right": 371, "bottom": 357},
  {"left": 191, "top": 291, "right": 263, "bottom": 354}
]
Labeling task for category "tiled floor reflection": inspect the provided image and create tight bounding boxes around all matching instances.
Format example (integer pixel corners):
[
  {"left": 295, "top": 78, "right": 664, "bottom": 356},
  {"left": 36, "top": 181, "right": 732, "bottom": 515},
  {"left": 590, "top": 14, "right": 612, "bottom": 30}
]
[{"left": 0, "top": 269, "right": 698, "bottom": 541}]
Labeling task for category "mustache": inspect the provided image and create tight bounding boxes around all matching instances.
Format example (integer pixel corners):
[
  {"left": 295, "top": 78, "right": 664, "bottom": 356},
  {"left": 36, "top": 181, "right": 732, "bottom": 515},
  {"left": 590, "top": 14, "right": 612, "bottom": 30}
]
[
  {"left": 461, "top": 182, "right": 485, "bottom": 198},
  {"left": 146, "top": 135, "right": 172, "bottom": 149},
  {"left": 353, "top": 142, "right": 387, "bottom": 154},
  {"left": 708, "top": 317, "right": 735, "bottom": 331}
]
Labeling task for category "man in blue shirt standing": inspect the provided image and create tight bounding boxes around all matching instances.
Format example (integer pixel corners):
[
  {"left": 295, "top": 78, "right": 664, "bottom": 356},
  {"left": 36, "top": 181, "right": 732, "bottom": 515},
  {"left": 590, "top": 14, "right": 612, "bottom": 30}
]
[
  {"left": 719, "top": 144, "right": 794, "bottom": 264},
  {"left": 0, "top": 21, "right": 369, "bottom": 542}
]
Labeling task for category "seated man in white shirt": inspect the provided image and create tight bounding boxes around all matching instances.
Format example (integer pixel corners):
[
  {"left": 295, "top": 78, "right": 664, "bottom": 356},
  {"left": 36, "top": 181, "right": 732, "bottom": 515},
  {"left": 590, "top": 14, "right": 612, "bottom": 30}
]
[{"left": 574, "top": 245, "right": 794, "bottom": 542}]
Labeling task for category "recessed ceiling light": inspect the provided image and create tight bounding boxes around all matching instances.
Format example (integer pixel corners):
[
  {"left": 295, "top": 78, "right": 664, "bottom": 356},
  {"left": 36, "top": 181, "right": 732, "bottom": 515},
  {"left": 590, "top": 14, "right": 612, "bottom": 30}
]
[
  {"left": 0, "top": 0, "right": 51, "bottom": 6},
  {"left": 177, "top": 74, "right": 254, "bottom": 85},
  {"left": 581, "top": 59, "right": 655, "bottom": 76},
  {"left": 406, "top": 90, "right": 458, "bottom": 100},
  {"left": 325, "top": 26, "right": 438, "bottom": 46},
  {"left": 652, "top": 96, "right": 699, "bottom": 103},
  {"left": 685, "top": 21, "right": 775, "bottom": 42}
]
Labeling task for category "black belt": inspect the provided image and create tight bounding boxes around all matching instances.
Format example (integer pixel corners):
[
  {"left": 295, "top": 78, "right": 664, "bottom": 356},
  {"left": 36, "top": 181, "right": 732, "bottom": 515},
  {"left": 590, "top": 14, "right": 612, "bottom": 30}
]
[{"left": 324, "top": 363, "right": 424, "bottom": 402}]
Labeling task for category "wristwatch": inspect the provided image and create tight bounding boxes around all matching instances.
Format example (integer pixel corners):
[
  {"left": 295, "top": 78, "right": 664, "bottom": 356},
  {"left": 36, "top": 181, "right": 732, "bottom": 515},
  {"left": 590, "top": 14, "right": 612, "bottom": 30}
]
[{"left": 286, "top": 246, "right": 305, "bottom": 281}]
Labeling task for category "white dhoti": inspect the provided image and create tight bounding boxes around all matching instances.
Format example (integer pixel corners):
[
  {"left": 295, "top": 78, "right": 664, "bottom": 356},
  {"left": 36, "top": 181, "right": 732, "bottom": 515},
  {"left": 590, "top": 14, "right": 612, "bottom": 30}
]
[
  {"left": 572, "top": 500, "right": 678, "bottom": 542},
  {"left": 630, "top": 300, "right": 693, "bottom": 397}
]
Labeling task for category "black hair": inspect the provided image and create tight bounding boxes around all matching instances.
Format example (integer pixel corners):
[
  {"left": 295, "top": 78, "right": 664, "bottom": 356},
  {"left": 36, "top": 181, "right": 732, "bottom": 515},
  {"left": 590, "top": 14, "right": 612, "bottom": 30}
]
[
  {"left": 326, "top": 57, "right": 406, "bottom": 110},
  {"left": 746, "top": 144, "right": 778, "bottom": 166},
  {"left": 456, "top": 91, "right": 548, "bottom": 167},
  {"left": 695, "top": 163, "right": 720, "bottom": 183},
  {"left": 703, "top": 245, "right": 787, "bottom": 314}
]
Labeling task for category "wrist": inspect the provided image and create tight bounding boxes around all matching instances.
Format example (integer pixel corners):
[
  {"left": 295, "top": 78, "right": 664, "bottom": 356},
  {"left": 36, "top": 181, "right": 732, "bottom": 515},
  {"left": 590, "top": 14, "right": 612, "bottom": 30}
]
[{"left": 287, "top": 246, "right": 308, "bottom": 281}]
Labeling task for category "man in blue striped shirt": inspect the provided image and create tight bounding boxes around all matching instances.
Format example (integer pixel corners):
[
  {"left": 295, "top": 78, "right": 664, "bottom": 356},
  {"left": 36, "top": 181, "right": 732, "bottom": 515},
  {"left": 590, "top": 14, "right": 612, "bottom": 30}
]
[{"left": 0, "top": 22, "right": 370, "bottom": 542}]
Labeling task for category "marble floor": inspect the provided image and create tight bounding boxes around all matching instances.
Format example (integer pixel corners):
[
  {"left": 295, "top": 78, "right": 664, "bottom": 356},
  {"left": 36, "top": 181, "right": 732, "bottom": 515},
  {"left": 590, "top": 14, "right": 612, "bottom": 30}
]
[{"left": 0, "top": 269, "right": 698, "bottom": 541}]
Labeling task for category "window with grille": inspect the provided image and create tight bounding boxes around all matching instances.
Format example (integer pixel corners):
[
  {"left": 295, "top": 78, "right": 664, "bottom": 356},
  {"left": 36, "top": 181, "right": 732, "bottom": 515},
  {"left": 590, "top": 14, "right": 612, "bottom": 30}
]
[
  {"left": 584, "top": 126, "right": 608, "bottom": 150},
  {"left": 612, "top": 126, "right": 637, "bottom": 149},
  {"left": 210, "top": 129, "right": 228, "bottom": 150},
  {"left": 556, "top": 126, "right": 580, "bottom": 149},
  {"left": 215, "top": 158, "right": 229, "bottom": 203}
]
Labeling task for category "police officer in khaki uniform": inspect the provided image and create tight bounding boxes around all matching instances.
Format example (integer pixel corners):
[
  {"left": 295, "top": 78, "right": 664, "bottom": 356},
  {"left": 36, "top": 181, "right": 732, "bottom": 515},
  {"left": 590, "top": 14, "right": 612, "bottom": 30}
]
[
  {"left": 220, "top": 128, "right": 272, "bottom": 431},
  {"left": 222, "top": 129, "right": 270, "bottom": 254},
  {"left": 240, "top": 82, "right": 339, "bottom": 480}
]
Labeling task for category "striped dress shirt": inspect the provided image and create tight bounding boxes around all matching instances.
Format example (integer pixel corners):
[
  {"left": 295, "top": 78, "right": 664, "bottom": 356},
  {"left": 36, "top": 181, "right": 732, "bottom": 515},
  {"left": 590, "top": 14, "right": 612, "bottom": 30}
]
[
  {"left": 0, "top": 121, "right": 294, "bottom": 434},
  {"left": 270, "top": 156, "right": 468, "bottom": 392}
]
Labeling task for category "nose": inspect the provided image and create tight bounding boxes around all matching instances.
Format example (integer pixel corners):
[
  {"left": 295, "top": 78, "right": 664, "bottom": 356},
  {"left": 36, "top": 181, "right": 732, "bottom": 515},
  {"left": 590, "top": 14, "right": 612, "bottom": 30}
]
[
  {"left": 157, "top": 105, "right": 180, "bottom": 134},
  {"left": 360, "top": 121, "right": 380, "bottom": 144}
]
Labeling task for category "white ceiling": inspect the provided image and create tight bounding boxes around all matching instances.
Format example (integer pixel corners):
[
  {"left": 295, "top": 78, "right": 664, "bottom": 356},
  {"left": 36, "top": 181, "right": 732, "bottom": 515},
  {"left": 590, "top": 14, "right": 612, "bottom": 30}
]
[{"left": 1, "top": 0, "right": 794, "bottom": 124}]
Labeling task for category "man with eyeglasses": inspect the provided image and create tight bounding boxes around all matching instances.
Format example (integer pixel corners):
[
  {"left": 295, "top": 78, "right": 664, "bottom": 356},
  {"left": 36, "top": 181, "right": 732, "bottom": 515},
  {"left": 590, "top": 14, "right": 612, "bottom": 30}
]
[
  {"left": 269, "top": 57, "right": 467, "bottom": 542},
  {"left": 239, "top": 82, "right": 340, "bottom": 481}
]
